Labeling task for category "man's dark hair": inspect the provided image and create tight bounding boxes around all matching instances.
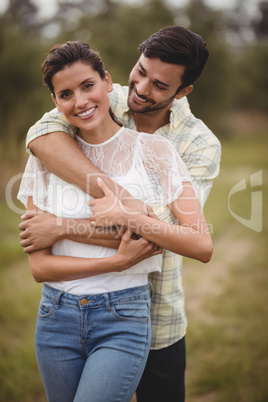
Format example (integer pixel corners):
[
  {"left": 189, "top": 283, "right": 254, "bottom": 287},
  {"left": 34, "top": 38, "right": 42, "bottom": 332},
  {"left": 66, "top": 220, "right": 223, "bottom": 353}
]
[{"left": 138, "top": 26, "right": 209, "bottom": 91}]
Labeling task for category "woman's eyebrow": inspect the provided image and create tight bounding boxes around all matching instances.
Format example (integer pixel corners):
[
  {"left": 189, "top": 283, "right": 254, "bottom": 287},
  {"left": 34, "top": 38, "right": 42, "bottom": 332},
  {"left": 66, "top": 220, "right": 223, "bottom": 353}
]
[
  {"left": 79, "top": 77, "right": 95, "bottom": 86},
  {"left": 56, "top": 77, "right": 95, "bottom": 96}
]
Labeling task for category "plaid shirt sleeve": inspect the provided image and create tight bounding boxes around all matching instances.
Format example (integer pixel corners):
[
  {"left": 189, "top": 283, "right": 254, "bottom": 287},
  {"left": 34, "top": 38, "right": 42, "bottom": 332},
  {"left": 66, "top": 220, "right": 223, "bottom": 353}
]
[
  {"left": 180, "top": 128, "right": 221, "bottom": 209},
  {"left": 149, "top": 100, "right": 221, "bottom": 349},
  {"left": 167, "top": 99, "right": 221, "bottom": 209},
  {"left": 26, "top": 108, "right": 78, "bottom": 155}
]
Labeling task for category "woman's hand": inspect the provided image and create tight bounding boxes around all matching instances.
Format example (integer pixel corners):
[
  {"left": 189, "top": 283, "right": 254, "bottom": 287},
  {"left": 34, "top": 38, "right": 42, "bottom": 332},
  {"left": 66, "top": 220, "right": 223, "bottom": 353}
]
[
  {"left": 116, "top": 229, "right": 162, "bottom": 271},
  {"left": 89, "top": 178, "right": 159, "bottom": 228},
  {"left": 89, "top": 178, "right": 130, "bottom": 227}
]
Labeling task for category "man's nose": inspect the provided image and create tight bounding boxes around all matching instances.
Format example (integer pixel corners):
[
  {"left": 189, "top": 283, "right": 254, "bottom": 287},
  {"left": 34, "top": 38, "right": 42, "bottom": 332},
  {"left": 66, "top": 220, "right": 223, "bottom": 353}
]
[{"left": 136, "top": 78, "right": 151, "bottom": 96}]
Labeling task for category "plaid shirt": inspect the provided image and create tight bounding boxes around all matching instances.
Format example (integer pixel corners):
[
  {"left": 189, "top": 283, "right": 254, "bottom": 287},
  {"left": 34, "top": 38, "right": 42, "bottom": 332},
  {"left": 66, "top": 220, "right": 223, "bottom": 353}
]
[{"left": 26, "top": 83, "right": 221, "bottom": 349}]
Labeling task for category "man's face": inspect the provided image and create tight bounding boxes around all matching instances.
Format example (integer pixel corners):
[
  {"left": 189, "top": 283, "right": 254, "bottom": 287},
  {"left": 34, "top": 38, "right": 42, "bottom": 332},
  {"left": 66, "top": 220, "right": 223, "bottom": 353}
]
[{"left": 128, "top": 54, "right": 186, "bottom": 115}]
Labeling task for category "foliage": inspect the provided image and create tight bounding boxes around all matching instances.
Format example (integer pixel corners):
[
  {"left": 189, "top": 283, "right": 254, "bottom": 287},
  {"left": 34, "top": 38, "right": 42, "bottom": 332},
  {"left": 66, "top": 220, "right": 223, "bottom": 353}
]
[
  {"left": 0, "top": 6, "right": 52, "bottom": 160},
  {"left": 58, "top": 0, "right": 176, "bottom": 84},
  {"left": 180, "top": 1, "right": 234, "bottom": 124},
  {"left": 253, "top": 1, "right": 268, "bottom": 39},
  {"left": 232, "top": 42, "right": 268, "bottom": 112},
  {"left": 0, "top": 0, "right": 267, "bottom": 156}
]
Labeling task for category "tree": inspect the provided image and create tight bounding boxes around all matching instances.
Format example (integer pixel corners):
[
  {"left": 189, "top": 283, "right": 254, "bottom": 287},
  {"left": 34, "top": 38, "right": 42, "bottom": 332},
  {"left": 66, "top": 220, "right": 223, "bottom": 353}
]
[
  {"left": 58, "top": 0, "right": 175, "bottom": 83},
  {"left": 253, "top": 1, "right": 268, "bottom": 40},
  {"left": 0, "top": 0, "right": 51, "bottom": 157},
  {"left": 178, "top": 0, "right": 234, "bottom": 128}
]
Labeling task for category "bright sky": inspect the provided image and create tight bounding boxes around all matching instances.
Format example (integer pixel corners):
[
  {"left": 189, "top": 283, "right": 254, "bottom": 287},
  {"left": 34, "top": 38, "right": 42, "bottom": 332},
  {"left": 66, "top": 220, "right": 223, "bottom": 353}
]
[{"left": 0, "top": 0, "right": 262, "bottom": 19}]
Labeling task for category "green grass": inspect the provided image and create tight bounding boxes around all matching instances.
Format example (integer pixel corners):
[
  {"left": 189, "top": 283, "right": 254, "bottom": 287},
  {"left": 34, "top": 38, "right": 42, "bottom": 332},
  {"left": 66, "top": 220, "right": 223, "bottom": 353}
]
[
  {"left": 0, "top": 134, "right": 267, "bottom": 401},
  {"left": 184, "top": 135, "right": 268, "bottom": 402},
  {"left": 0, "top": 202, "right": 45, "bottom": 401},
  {"left": 185, "top": 252, "right": 268, "bottom": 402}
]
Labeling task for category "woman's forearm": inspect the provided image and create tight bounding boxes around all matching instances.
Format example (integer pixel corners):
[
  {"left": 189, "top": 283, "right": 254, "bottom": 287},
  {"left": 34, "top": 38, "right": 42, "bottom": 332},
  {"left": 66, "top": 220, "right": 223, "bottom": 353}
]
[
  {"left": 89, "top": 179, "right": 213, "bottom": 263},
  {"left": 117, "top": 213, "right": 212, "bottom": 263},
  {"left": 28, "top": 230, "right": 160, "bottom": 283},
  {"left": 29, "top": 249, "right": 126, "bottom": 283}
]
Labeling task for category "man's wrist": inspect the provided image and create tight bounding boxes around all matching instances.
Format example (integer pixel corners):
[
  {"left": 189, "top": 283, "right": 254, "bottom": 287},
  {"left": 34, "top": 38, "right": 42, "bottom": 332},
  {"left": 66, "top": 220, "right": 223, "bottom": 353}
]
[
  {"left": 57, "top": 217, "right": 73, "bottom": 241},
  {"left": 62, "top": 218, "right": 94, "bottom": 241}
]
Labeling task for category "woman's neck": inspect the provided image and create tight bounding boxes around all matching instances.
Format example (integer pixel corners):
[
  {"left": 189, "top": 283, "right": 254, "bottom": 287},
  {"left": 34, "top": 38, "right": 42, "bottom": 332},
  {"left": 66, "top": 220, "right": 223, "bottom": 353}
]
[{"left": 79, "top": 118, "right": 121, "bottom": 144}]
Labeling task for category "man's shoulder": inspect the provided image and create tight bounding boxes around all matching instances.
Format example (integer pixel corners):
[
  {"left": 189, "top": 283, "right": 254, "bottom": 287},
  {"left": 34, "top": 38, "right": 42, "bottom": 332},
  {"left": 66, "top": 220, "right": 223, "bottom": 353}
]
[
  {"left": 34, "top": 108, "right": 67, "bottom": 123},
  {"left": 109, "top": 84, "right": 130, "bottom": 120},
  {"left": 171, "top": 98, "right": 220, "bottom": 147},
  {"left": 110, "top": 83, "right": 129, "bottom": 102},
  {"left": 112, "top": 83, "right": 129, "bottom": 94}
]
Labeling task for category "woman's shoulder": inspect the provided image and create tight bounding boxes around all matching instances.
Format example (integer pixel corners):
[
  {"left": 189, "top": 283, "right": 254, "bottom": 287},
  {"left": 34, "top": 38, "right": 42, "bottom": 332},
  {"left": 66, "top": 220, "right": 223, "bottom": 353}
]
[
  {"left": 138, "top": 131, "right": 178, "bottom": 154},
  {"left": 118, "top": 127, "right": 142, "bottom": 143}
]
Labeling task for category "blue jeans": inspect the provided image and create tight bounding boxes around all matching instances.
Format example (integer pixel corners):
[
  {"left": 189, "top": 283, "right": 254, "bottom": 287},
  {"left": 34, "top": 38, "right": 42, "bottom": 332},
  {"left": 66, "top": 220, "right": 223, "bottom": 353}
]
[{"left": 35, "top": 283, "right": 151, "bottom": 402}]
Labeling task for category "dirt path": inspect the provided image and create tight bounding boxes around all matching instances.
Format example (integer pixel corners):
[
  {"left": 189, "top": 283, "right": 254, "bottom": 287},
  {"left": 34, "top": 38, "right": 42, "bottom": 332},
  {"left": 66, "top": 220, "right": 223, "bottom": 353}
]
[
  {"left": 183, "top": 223, "right": 256, "bottom": 324},
  {"left": 183, "top": 223, "right": 259, "bottom": 402}
]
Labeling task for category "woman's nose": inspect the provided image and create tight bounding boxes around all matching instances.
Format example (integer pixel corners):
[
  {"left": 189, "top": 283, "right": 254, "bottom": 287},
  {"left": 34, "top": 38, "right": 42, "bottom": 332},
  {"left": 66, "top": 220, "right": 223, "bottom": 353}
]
[{"left": 75, "top": 92, "right": 87, "bottom": 108}]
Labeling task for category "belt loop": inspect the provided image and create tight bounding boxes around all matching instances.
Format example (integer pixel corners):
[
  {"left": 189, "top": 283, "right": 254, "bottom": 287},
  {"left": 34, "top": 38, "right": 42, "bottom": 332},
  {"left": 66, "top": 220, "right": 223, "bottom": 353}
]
[
  {"left": 54, "top": 290, "right": 64, "bottom": 310},
  {"left": 104, "top": 293, "right": 112, "bottom": 312}
]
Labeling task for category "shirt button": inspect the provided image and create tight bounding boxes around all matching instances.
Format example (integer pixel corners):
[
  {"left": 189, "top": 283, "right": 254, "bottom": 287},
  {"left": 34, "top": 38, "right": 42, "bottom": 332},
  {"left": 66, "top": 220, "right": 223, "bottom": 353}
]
[{"left": 80, "top": 298, "right": 88, "bottom": 306}]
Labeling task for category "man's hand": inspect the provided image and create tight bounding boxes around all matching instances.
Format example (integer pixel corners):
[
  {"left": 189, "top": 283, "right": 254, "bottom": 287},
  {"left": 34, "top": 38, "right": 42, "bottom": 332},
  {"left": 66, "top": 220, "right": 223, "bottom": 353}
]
[{"left": 19, "top": 210, "right": 61, "bottom": 253}]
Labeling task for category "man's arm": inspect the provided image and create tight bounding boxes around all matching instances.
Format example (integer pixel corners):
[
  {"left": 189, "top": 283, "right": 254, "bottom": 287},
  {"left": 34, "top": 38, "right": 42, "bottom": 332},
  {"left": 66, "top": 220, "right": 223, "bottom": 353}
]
[
  {"left": 27, "top": 108, "right": 105, "bottom": 195},
  {"left": 27, "top": 109, "right": 147, "bottom": 210},
  {"left": 19, "top": 210, "right": 122, "bottom": 253},
  {"left": 30, "top": 133, "right": 110, "bottom": 198},
  {"left": 21, "top": 116, "right": 154, "bottom": 252},
  {"left": 181, "top": 132, "right": 221, "bottom": 209}
]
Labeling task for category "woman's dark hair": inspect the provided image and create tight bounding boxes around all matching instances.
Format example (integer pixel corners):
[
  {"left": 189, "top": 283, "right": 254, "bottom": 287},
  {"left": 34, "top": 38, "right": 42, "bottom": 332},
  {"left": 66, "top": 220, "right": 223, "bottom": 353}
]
[
  {"left": 42, "top": 41, "right": 106, "bottom": 96},
  {"left": 138, "top": 26, "right": 209, "bottom": 92}
]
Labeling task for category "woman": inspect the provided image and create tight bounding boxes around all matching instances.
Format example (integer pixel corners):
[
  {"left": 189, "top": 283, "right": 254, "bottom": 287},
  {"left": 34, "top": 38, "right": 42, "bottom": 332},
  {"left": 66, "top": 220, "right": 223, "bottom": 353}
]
[{"left": 18, "top": 41, "right": 212, "bottom": 402}]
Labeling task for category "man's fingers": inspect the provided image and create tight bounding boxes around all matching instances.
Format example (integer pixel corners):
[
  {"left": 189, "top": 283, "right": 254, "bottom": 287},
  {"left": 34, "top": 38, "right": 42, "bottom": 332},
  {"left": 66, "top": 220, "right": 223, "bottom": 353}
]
[
  {"left": 18, "top": 221, "right": 27, "bottom": 231},
  {"left": 23, "top": 245, "right": 34, "bottom": 254},
  {"left": 20, "top": 238, "right": 31, "bottom": 247},
  {"left": 20, "top": 209, "right": 39, "bottom": 220},
  {"left": 19, "top": 230, "right": 28, "bottom": 239}
]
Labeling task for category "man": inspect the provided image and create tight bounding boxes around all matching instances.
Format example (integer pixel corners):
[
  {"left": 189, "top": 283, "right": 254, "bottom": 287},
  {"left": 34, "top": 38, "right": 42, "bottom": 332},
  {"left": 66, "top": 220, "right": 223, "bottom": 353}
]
[{"left": 19, "top": 26, "right": 221, "bottom": 401}]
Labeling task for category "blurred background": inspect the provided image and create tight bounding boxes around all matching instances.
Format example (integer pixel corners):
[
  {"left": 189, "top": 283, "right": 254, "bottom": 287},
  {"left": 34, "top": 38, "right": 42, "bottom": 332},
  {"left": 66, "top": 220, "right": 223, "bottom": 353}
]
[{"left": 0, "top": 0, "right": 267, "bottom": 401}]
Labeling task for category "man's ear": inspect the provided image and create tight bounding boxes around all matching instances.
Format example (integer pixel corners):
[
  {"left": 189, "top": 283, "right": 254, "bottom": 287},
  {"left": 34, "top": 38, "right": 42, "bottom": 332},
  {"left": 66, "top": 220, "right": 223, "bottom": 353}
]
[
  {"left": 175, "top": 85, "right": 193, "bottom": 100},
  {"left": 51, "top": 93, "right": 61, "bottom": 112}
]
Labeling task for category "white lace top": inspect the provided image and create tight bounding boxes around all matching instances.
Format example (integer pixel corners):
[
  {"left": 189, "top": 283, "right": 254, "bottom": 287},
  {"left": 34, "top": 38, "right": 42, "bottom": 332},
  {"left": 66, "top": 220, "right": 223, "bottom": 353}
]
[{"left": 18, "top": 127, "right": 191, "bottom": 294}]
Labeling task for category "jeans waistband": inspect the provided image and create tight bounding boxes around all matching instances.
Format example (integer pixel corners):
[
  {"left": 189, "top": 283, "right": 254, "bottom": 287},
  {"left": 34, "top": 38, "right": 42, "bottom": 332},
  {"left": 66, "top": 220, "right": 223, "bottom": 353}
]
[{"left": 42, "top": 283, "right": 151, "bottom": 310}]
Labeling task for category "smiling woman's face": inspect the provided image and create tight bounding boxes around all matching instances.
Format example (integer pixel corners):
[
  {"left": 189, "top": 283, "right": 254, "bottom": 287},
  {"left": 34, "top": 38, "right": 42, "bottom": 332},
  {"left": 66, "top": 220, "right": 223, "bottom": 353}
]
[{"left": 52, "top": 61, "right": 113, "bottom": 134}]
